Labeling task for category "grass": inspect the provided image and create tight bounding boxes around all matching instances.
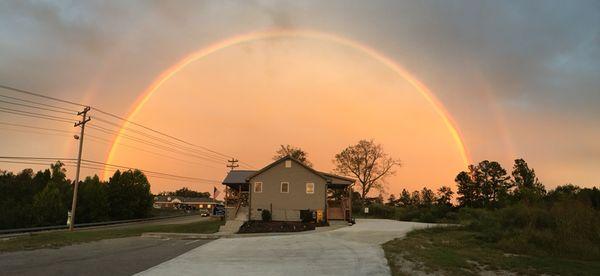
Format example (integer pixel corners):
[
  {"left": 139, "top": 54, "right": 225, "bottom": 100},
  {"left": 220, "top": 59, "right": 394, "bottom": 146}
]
[
  {"left": 383, "top": 226, "right": 600, "bottom": 276},
  {"left": 0, "top": 218, "right": 224, "bottom": 252}
]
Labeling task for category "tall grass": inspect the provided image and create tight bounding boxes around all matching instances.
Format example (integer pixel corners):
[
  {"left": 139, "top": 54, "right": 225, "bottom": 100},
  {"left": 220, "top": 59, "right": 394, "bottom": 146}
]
[{"left": 459, "top": 202, "right": 600, "bottom": 260}]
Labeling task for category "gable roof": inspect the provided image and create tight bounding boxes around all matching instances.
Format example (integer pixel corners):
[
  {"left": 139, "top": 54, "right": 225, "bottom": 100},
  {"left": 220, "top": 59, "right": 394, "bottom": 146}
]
[
  {"left": 221, "top": 156, "right": 355, "bottom": 185},
  {"left": 247, "top": 156, "right": 329, "bottom": 182},
  {"left": 222, "top": 170, "right": 256, "bottom": 185},
  {"left": 320, "top": 172, "right": 355, "bottom": 185}
]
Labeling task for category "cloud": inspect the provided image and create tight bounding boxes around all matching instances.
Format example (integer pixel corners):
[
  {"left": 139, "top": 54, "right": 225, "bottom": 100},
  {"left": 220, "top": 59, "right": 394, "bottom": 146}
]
[{"left": 0, "top": 0, "right": 598, "bottom": 188}]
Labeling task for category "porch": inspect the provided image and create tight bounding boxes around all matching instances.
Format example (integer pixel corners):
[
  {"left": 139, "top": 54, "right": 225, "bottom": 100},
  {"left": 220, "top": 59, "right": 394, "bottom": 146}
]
[
  {"left": 326, "top": 184, "right": 352, "bottom": 221},
  {"left": 223, "top": 183, "right": 250, "bottom": 221}
]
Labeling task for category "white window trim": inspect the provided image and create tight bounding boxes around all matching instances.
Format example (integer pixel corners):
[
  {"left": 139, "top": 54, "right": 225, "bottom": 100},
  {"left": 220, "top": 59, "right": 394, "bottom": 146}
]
[
  {"left": 254, "top": 182, "right": 263, "bottom": 193},
  {"left": 306, "top": 182, "right": 315, "bottom": 194},
  {"left": 281, "top": 182, "right": 290, "bottom": 193}
]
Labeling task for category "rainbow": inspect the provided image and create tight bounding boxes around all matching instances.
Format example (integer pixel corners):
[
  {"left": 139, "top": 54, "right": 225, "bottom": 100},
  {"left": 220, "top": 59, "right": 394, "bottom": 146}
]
[{"left": 104, "top": 29, "right": 471, "bottom": 179}]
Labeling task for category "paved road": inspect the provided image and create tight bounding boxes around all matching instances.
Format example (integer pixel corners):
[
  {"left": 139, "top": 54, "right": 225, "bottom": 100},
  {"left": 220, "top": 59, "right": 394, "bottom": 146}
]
[
  {"left": 0, "top": 237, "right": 212, "bottom": 276},
  {"left": 138, "top": 219, "right": 437, "bottom": 276}
]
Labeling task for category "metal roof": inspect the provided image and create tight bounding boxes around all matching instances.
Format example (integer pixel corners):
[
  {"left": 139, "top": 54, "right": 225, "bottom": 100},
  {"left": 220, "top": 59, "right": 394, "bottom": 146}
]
[
  {"left": 221, "top": 170, "right": 257, "bottom": 184},
  {"left": 221, "top": 157, "right": 355, "bottom": 186}
]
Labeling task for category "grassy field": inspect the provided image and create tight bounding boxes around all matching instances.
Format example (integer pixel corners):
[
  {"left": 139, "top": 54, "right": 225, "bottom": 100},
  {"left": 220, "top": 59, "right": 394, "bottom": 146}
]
[
  {"left": 0, "top": 219, "right": 224, "bottom": 253},
  {"left": 383, "top": 226, "right": 600, "bottom": 276}
]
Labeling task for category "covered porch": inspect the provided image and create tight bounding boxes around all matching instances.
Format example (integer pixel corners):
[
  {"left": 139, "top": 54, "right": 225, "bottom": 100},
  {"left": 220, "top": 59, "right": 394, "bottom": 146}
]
[
  {"left": 222, "top": 170, "right": 255, "bottom": 221},
  {"left": 323, "top": 172, "right": 354, "bottom": 222}
]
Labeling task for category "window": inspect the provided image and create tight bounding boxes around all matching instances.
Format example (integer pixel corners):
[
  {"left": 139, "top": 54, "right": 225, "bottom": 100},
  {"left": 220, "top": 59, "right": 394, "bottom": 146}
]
[
  {"left": 254, "top": 182, "right": 263, "bottom": 193},
  {"left": 285, "top": 160, "right": 292, "bottom": 168},
  {"left": 306, "top": 183, "right": 315, "bottom": 194},
  {"left": 281, "top": 182, "right": 289, "bottom": 193},
  {"left": 207, "top": 204, "right": 212, "bottom": 208}
]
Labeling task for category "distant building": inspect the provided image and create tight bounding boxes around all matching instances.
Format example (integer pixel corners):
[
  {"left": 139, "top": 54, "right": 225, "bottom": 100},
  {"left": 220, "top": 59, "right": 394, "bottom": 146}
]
[
  {"left": 153, "top": 196, "right": 220, "bottom": 211},
  {"left": 222, "top": 156, "right": 355, "bottom": 222}
]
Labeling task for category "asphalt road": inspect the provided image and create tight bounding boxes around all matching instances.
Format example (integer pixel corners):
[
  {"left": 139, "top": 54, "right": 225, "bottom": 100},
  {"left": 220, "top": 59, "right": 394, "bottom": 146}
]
[
  {"left": 0, "top": 237, "right": 212, "bottom": 276},
  {"left": 138, "top": 219, "right": 438, "bottom": 276}
]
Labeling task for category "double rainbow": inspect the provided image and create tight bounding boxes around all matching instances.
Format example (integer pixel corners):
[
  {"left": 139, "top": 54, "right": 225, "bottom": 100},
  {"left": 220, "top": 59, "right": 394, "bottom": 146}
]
[{"left": 104, "top": 29, "right": 471, "bottom": 179}]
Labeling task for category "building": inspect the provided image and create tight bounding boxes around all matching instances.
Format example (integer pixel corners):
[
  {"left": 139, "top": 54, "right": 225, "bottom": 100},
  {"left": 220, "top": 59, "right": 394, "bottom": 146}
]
[
  {"left": 153, "top": 196, "right": 220, "bottom": 211},
  {"left": 222, "top": 156, "right": 354, "bottom": 222}
]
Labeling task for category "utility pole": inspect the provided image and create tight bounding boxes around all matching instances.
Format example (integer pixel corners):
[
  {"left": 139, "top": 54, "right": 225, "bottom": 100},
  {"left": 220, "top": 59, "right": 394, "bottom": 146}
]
[
  {"left": 227, "top": 158, "right": 239, "bottom": 170},
  {"left": 69, "top": 106, "right": 91, "bottom": 231}
]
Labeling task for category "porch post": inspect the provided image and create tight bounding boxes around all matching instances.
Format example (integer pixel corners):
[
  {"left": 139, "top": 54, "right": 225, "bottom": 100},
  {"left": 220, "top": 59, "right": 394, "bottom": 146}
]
[
  {"left": 248, "top": 182, "right": 252, "bottom": 221},
  {"left": 348, "top": 185, "right": 352, "bottom": 221},
  {"left": 324, "top": 184, "right": 328, "bottom": 222}
]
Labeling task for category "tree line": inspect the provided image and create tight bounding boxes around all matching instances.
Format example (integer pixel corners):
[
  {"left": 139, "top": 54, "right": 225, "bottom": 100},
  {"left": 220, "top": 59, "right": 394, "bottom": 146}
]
[
  {"left": 0, "top": 161, "right": 153, "bottom": 230},
  {"left": 157, "top": 187, "right": 211, "bottom": 198}
]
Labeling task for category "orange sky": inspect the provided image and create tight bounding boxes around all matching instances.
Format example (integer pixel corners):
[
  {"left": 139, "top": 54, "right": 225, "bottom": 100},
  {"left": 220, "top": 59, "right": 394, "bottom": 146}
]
[{"left": 106, "top": 36, "right": 466, "bottom": 196}]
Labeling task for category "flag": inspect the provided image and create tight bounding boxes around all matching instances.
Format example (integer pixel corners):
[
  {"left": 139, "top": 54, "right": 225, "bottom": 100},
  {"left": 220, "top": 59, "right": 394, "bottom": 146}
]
[{"left": 213, "top": 186, "right": 220, "bottom": 199}]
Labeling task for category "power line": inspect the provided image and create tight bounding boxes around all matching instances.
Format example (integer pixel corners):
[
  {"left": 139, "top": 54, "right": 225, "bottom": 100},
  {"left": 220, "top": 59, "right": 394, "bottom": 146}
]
[
  {"left": 0, "top": 94, "right": 79, "bottom": 113},
  {"left": 0, "top": 156, "right": 221, "bottom": 184},
  {"left": 0, "top": 99, "right": 76, "bottom": 115},
  {"left": 0, "top": 122, "right": 223, "bottom": 170},
  {"left": 0, "top": 121, "right": 74, "bottom": 133},
  {"left": 0, "top": 84, "right": 85, "bottom": 108},
  {"left": 0, "top": 126, "right": 75, "bottom": 139},
  {"left": 91, "top": 107, "right": 234, "bottom": 159},
  {"left": 81, "top": 159, "right": 221, "bottom": 183},
  {"left": 0, "top": 83, "right": 254, "bottom": 168},
  {"left": 85, "top": 134, "right": 221, "bottom": 169},
  {"left": 87, "top": 124, "right": 228, "bottom": 165},
  {"left": 0, "top": 156, "right": 77, "bottom": 161},
  {"left": 92, "top": 117, "right": 229, "bottom": 162},
  {"left": 0, "top": 107, "right": 76, "bottom": 123},
  {"left": 0, "top": 160, "right": 218, "bottom": 184}
]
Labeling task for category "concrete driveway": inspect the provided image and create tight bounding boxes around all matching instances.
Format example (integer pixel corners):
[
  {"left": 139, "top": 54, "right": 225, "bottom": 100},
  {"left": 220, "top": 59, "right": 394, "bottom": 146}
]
[{"left": 137, "top": 219, "right": 437, "bottom": 276}]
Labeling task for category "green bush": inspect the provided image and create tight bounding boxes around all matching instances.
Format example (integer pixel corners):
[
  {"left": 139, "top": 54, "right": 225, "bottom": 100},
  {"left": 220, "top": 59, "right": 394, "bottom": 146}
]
[
  {"left": 458, "top": 202, "right": 600, "bottom": 260},
  {"left": 300, "top": 209, "right": 315, "bottom": 223},
  {"left": 261, "top": 209, "right": 272, "bottom": 222}
]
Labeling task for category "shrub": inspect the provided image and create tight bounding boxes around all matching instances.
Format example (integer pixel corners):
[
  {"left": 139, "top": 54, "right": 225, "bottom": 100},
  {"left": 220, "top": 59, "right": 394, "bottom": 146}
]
[
  {"left": 261, "top": 209, "right": 272, "bottom": 222},
  {"left": 300, "top": 209, "right": 315, "bottom": 223}
]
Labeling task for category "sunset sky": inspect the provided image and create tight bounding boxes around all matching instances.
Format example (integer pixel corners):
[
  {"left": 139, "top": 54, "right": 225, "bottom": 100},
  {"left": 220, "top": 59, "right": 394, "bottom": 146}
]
[{"left": 0, "top": 1, "right": 598, "bottom": 196}]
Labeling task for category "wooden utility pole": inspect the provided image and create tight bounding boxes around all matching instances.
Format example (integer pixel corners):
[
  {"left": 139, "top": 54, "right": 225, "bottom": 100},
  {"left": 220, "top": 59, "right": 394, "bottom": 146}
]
[
  {"left": 227, "top": 158, "right": 239, "bottom": 170},
  {"left": 69, "top": 106, "right": 91, "bottom": 231}
]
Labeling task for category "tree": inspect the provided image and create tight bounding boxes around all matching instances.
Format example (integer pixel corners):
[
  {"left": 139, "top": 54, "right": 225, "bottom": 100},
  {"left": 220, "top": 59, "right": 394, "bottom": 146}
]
[
  {"left": 436, "top": 186, "right": 454, "bottom": 207},
  {"left": 399, "top": 189, "right": 412, "bottom": 207},
  {"left": 475, "top": 160, "right": 511, "bottom": 207},
  {"left": 273, "top": 145, "right": 313, "bottom": 167},
  {"left": 164, "top": 187, "right": 211, "bottom": 198},
  {"left": 386, "top": 194, "right": 398, "bottom": 206},
  {"left": 107, "top": 170, "right": 153, "bottom": 220},
  {"left": 455, "top": 169, "right": 481, "bottom": 207},
  {"left": 511, "top": 158, "right": 545, "bottom": 202},
  {"left": 456, "top": 160, "right": 512, "bottom": 208},
  {"left": 411, "top": 190, "right": 421, "bottom": 206},
  {"left": 420, "top": 187, "right": 436, "bottom": 207},
  {"left": 333, "top": 139, "right": 400, "bottom": 201},
  {"left": 32, "top": 183, "right": 67, "bottom": 226},
  {"left": 76, "top": 175, "right": 109, "bottom": 223}
]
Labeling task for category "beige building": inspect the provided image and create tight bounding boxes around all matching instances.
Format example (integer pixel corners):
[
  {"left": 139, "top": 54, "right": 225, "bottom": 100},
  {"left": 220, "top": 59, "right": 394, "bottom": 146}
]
[{"left": 222, "top": 156, "right": 354, "bottom": 222}]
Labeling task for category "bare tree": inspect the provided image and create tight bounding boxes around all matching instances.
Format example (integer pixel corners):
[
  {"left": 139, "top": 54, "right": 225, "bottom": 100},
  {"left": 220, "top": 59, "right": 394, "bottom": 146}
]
[
  {"left": 273, "top": 144, "right": 313, "bottom": 167},
  {"left": 333, "top": 140, "right": 400, "bottom": 201}
]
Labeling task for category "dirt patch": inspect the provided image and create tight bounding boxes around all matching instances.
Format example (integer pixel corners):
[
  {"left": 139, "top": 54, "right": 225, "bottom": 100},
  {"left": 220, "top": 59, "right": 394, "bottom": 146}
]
[{"left": 237, "top": 221, "right": 315, "bottom": 233}]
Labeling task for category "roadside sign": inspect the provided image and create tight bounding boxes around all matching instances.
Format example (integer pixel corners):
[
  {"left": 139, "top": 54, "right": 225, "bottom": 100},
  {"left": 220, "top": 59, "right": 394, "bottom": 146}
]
[{"left": 364, "top": 207, "right": 369, "bottom": 214}]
